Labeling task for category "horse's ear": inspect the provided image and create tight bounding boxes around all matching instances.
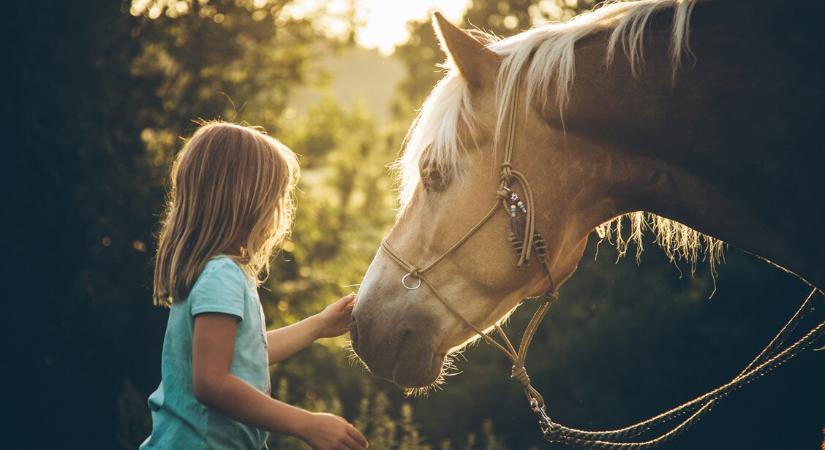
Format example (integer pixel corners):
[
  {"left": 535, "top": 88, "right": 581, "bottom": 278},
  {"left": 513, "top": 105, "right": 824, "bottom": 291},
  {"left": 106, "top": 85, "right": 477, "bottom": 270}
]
[{"left": 432, "top": 12, "right": 500, "bottom": 88}]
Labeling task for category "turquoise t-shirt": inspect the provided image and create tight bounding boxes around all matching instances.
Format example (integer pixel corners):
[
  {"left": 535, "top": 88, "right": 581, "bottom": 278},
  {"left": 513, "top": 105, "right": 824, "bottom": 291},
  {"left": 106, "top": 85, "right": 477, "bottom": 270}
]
[{"left": 141, "top": 256, "right": 271, "bottom": 450}]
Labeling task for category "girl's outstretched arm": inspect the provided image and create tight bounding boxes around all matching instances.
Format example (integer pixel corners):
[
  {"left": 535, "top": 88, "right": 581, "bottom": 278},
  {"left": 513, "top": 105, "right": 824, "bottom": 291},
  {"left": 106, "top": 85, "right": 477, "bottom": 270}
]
[
  {"left": 192, "top": 313, "right": 368, "bottom": 450},
  {"left": 266, "top": 293, "right": 355, "bottom": 364}
]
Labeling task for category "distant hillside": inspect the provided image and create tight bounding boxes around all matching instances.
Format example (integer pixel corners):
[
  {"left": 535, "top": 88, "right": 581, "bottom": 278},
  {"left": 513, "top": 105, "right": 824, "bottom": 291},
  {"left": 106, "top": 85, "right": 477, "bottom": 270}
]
[{"left": 289, "top": 45, "right": 405, "bottom": 124}]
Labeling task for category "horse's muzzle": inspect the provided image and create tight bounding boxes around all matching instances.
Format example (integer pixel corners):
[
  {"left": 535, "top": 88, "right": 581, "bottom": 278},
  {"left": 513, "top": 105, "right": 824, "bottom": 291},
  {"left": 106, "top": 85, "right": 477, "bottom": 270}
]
[{"left": 350, "top": 306, "right": 443, "bottom": 387}]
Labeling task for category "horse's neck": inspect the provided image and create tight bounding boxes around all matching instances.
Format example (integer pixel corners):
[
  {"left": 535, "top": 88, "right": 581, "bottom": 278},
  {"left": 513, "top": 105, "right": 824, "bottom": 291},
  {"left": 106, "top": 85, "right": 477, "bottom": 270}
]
[{"left": 547, "top": 0, "right": 825, "bottom": 287}]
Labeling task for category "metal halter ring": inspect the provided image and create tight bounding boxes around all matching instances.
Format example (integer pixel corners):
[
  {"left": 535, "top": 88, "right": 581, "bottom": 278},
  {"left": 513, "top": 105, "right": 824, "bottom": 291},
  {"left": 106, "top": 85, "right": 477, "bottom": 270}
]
[{"left": 401, "top": 272, "right": 422, "bottom": 290}]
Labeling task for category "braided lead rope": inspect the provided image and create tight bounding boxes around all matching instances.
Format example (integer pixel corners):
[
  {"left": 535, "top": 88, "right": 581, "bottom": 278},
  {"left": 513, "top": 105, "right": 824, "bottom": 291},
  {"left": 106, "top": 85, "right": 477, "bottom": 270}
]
[
  {"left": 539, "top": 303, "right": 825, "bottom": 448},
  {"left": 546, "top": 321, "right": 825, "bottom": 449},
  {"left": 541, "top": 401, "right": 715, "bottom": 449},
  {"left": 535, "top": 288, "right": 822, "bottom": 444},
  {"left": 736, "top": 288, "right": 819, "bottom": 375}
]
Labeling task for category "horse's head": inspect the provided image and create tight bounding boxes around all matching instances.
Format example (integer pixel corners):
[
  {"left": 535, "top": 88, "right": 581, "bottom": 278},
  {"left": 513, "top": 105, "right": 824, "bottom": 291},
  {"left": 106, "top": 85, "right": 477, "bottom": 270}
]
[{"left": 350, "top": 14, "right": 608, "bottom": 389}]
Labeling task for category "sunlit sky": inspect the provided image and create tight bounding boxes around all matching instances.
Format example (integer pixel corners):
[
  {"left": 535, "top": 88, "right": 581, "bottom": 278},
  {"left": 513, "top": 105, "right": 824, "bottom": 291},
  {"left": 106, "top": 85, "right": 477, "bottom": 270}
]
[
  {"left": 132, "top": 0, "right": 472, "bottom": 54},
  {"left": 354, "top": 0, "right": 471, "bottom": 54},
  {"left": 281, "top": 0, "right": 471, "bottom": 54}
]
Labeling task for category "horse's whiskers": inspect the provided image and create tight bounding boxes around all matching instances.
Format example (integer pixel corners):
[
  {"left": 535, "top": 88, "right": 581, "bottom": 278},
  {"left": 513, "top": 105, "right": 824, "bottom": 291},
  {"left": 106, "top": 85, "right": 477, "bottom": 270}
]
[
  {"left": 402, "top": 352, "right": 463, "bottom": 398},
  {"left": 343, "top": 340, "right": 372, "bottom": 372}
]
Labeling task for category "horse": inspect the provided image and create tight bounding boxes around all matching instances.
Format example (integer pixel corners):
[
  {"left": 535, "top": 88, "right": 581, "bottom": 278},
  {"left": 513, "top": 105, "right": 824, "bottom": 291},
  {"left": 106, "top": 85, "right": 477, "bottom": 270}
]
[{"left": 350, "top": 0, "right": 824, "bottom": 432}]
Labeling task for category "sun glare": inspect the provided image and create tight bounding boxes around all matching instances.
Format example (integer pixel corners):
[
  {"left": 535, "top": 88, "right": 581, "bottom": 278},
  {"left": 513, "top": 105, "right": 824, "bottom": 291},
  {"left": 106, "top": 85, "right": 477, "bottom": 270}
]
[
  {"left": 131, "top": 0, "right": 471, "bottom": 54},
  {"left": 354, "top": 0, "right": 471, "bottom": 54}
]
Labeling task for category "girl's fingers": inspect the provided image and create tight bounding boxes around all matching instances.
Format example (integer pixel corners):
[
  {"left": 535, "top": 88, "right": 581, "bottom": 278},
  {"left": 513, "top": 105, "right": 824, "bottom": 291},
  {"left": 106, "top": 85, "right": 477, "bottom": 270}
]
[
  {"left": 339, "top": 294, "right": 356, "bottom": 310},
  {"left": 347, "top": 426, "right": 368, "bottom": 448},
  {"left": 342, "top": 435, "right": 363, "bottom": 450}
]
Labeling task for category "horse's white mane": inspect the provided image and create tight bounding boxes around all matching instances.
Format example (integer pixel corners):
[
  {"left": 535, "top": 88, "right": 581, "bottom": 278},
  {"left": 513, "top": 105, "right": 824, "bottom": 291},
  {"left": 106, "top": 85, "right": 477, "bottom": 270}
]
[{"left": 398, "top": 0, "right": 724, "bottom": 275}]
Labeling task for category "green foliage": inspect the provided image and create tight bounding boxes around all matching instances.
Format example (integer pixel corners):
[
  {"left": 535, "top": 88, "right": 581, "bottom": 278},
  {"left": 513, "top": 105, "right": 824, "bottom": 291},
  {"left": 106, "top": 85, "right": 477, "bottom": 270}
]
[
  {"left": 131, "top": 0, "right": 322, "bottom": 165},
  {"left": 262, "top": 96, "right": 397, "bottom": 327},
  {"left": 393, "top": 0, "right": 599, "bottom": 113}
]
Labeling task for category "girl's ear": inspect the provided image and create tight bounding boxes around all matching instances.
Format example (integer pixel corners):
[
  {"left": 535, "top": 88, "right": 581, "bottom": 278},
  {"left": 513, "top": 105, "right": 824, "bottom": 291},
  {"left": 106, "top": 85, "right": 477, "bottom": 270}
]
[{"left": 432, "top": 12, "right": 501, "bottom": 89}]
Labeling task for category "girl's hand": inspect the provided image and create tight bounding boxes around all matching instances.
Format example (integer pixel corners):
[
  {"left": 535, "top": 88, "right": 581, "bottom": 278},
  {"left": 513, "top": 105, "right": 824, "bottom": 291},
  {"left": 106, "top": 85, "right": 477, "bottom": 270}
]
[
  {"left": 315, "top": 293, "right": 356, "bottom": 339},
  {"left": 299, "top": 412, "right": 368, "bottom": 450}
]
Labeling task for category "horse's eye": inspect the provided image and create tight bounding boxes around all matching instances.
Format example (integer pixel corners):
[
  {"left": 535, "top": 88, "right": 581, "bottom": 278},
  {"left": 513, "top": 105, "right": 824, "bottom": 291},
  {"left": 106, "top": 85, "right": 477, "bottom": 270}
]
[{"left": 420, "top": 164, "right": 446, "bottom": 192}]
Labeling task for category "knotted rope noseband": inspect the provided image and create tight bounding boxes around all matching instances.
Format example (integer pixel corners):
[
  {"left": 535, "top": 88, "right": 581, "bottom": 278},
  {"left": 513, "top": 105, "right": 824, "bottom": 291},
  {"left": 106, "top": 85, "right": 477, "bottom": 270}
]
[{"left": 379, "top": 77, "right": 825, "bottom": 448}]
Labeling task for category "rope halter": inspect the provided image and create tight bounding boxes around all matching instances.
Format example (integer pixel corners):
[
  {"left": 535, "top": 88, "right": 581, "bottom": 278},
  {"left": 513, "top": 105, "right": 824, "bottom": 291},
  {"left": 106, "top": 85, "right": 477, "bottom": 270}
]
[{"left": 380, "top": 74, "right": 558, "bottom": 413}]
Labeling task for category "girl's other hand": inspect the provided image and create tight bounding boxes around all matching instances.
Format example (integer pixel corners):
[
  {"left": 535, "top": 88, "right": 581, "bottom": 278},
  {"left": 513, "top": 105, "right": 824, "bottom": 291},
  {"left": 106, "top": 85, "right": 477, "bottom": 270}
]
[
  {"left": 315, "top": 293, "right": 356, "bottom": 339},
  {"left": 299, "top": 412, "right": 368, "bottom": 450}
]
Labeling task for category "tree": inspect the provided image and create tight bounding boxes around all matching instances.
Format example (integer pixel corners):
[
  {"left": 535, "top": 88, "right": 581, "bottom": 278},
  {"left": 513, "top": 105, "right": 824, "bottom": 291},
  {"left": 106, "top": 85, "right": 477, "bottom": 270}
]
[
  {"left": 11, "top": 1, "right": 332, "bottom": 448},
  {"left": 393, "top": 0, "right": 598, "bottom": 113},
  {"left": 10, "top": 0, "right": 174, "bottom": 447}
]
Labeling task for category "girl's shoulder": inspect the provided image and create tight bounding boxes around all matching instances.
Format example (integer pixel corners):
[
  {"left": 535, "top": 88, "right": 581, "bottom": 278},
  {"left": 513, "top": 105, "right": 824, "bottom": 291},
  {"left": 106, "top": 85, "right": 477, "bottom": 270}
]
[
  {"left": 205, "top": 254, "right": 243, "bottom": 273},
  {"left": 185, "top": 255, "right": 252, "bottom": 317},
  {"left": 192, "top": 255, "right": 248, "bottom": 290}
]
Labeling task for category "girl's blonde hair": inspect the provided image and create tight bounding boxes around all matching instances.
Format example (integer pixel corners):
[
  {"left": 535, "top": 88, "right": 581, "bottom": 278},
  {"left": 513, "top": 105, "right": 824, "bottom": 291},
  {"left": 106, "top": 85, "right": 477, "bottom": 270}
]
[{"left": 153, "top": 121, "right": 299, "bottom": 307}]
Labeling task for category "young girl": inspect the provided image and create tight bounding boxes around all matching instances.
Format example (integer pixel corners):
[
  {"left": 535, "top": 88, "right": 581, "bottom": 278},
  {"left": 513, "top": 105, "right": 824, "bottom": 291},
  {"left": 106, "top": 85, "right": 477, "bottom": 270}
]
[{"left": 141, "top": 122, "right": 368, "bottom": 450}]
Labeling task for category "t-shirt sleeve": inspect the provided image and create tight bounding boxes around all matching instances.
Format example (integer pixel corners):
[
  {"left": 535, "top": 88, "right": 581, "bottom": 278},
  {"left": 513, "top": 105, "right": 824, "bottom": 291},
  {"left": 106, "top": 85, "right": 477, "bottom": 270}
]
[{"left": 188, "top": 259, "right": 246, "bottom": 320}]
